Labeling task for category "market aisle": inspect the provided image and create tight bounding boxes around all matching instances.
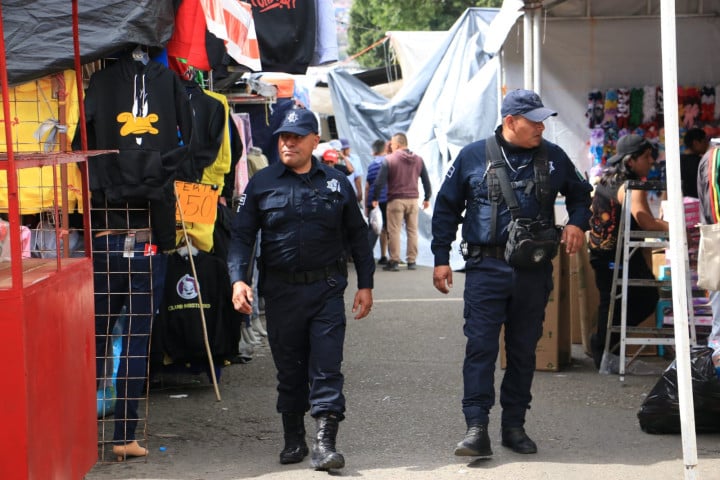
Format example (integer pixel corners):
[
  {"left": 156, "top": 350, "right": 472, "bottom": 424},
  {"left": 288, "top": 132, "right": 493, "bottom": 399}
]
[{"left": 86, "top": 265, "right": 720, "bottom": 480}]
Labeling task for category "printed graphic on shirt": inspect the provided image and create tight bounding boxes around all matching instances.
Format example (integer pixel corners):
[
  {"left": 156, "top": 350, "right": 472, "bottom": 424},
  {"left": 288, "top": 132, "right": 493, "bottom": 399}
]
[
  {"left": 116, "top": 74, "right": 159, "bottom": 145},
  {"left": 251, "top": 0, "right": 296, "bottom": 13},
  {"left": 588, "top": 193, "right": 619, "bottom": 251},
  {"left": 176, "top": 274, "right": 199, "bottom": 300},
  {"left": 549, "top": 161, "right": 555, "bottom": 174}
]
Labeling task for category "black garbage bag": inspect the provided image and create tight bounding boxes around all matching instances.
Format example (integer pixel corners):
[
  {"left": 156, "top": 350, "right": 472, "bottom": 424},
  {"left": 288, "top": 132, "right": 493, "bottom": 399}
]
[{"left": 638, "top": 346, "right": 720, "bottom": 434}]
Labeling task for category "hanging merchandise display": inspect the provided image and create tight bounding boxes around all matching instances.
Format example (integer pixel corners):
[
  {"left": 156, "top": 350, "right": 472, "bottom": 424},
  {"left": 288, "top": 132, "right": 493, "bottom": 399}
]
[
  {"left": 0, "top": 71, "right": 83, "bottom": 214},
  {"left": 586, "top": 84, "right": 720, "bottom": 183}
]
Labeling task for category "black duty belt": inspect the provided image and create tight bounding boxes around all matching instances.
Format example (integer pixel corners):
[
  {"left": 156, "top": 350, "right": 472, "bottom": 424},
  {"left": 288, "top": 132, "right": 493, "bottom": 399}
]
[
  {"left": 465, "top": 244, "right": 505, "bottom": 261},
  {"left": 266, "top": 264, "right": 344, "bottom": 285}
]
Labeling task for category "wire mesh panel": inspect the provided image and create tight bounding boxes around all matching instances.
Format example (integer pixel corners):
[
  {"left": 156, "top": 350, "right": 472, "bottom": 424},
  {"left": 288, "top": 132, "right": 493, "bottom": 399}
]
[{"left": 92, "top": 200, "right": 159, "bottom": 463}]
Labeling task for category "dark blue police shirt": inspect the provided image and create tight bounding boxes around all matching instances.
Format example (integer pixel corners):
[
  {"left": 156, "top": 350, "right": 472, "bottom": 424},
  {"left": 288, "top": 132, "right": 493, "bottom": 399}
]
[
  {"left": 431, "top": 131, "right": 592, "bottom": 266},
  {"left": 228, "top": 157, "right": 374, "bottom": 289}
]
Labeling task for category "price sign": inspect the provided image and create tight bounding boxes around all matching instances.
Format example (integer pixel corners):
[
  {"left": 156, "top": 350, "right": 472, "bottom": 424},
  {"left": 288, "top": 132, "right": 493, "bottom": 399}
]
[{"left": 174, "top": 181, "right": 219, "bottom": 224}]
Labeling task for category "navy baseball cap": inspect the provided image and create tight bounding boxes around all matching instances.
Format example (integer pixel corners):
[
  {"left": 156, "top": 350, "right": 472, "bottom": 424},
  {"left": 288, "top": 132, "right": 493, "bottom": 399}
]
[
  {"left": 274, "top": 109, "right": 319, "bottom": 136},
  {"left": 501, "top": 89, "right": 557, "bottom": 122},
  {"left": 339, "top": 138, "right": 350, "bottom": 149}
]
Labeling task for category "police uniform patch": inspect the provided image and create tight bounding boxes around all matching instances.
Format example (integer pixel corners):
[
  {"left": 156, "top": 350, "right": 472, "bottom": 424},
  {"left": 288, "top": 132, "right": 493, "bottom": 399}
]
[
  {"left": 326, "top": 178, "right": 340, "bottom": 193},
  {"left": 285, "top": 111, "right": 298, "bottom": 124},
  {"left": 446, "top": 165, "right": 455, "bottom": 179}
]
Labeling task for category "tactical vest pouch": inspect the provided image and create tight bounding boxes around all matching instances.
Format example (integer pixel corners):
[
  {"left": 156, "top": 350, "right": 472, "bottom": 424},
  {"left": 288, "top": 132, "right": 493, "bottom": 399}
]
[{"left": 504, "top": 218, "right": 561, "bottom": 269}]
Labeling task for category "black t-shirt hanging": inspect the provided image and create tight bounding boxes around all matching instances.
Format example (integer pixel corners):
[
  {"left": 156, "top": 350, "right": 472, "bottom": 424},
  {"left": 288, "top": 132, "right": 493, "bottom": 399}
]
[{"left": 251, "top": 0, "right": 316, "bottom": 74}]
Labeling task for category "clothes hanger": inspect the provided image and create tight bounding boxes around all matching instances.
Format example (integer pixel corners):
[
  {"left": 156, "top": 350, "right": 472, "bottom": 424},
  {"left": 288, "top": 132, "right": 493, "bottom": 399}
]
[
  {"left": 176, "top": 238, "right": 199, "bottom": 257},
  {"left": 131, "top": 45, "right": 149, "bottom": 65}
]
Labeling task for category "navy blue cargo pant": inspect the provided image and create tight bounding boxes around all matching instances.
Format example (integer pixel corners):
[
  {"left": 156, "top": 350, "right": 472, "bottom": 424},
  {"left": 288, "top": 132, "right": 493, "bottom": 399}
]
[
  {"left": 262, "top": 272, "right": 348, "bottom": 419},
  {"left": 462, "top": 256, "right": 553, "bottom": 428}
]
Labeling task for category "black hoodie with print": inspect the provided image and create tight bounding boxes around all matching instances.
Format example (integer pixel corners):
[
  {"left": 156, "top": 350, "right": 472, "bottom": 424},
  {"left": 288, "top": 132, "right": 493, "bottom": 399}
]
[{"left": 81, "top": 53, "right": 194, "bottom": 250}]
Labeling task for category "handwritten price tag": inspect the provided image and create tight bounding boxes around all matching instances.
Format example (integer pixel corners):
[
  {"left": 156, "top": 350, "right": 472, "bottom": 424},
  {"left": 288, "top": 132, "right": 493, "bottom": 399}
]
[{"left": 174, "top": 181, "right": 219, "bottom": 224}]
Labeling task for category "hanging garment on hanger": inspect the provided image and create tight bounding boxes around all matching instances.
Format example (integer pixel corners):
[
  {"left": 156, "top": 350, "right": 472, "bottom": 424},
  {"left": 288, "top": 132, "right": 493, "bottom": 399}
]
[
  {"left": 167, "top": 0, "right": 214, "bottom": 71},
  {"left": 155, "top": 250, "right": 240, "bottom": 363},
  {"left": 175, "top": 88, "right": 232, "bottom": 253},
  {"left": 250, "top": 0, "right": 316, "bottom": 73},
  {"left": 0, "top": 71, "right": 83, "bottom": 214},
  {"left": 312, "top": 0, "right": 338, "bottom": 66},
  {"left": 177, "top": 81, "right": 225, "bottom": 183},
  {"left": 80, "top": 52, "right": 194, "bottom": 251}
]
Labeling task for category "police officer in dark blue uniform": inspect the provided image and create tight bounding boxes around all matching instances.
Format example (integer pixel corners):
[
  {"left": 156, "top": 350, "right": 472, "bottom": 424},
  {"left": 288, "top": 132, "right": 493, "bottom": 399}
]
[
  {"left": 228, "top": 108, "right": 374, "bottom": 471},
  {"left": 431, "top": 90, "right": 592, "bottom": 457}
]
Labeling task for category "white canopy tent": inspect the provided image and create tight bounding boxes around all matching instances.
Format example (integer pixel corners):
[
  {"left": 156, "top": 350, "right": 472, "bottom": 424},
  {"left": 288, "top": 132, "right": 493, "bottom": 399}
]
[
  {"left": 506, "top": 2, "right": 720, "bottom": 478},
  {"left": 325, "top": 1, "right": 718, "bottom": 476}
]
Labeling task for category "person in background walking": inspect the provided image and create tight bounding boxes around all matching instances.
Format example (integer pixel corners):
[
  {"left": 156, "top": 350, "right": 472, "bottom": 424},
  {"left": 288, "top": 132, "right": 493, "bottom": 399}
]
[
  {"left": 372, "top": 132, "right": 431, "bottom": 271},
  {"left": 365, "top": 139, "right": 389, "bottom": 264}
]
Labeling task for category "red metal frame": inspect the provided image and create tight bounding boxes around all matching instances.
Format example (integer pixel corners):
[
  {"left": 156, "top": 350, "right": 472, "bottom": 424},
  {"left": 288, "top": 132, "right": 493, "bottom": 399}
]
[{"left": 0, "top": 2, "right": 99, "bottom": 478}]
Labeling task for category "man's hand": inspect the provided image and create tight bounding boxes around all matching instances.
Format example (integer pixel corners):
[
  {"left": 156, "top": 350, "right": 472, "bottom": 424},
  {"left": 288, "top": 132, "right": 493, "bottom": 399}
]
[
  {"left": 561, "top": 224, "right": 584, "bottom": 255},
  {"left": 433, "top": 265, "right": 453, "bottom": 294},
  {"left": 352, "top": 288, "right": 373, "bottom": 319},
  {"left": 231, "top": 281, "right": 254, "bottom": 314},
  {"left": 421, "top": 200, "right": 430, "bottom": 210}
]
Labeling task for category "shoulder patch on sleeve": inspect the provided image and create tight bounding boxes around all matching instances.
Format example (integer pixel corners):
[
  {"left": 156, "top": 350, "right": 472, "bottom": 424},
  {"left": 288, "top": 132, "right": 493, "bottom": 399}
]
[
  {"left": 574, "top": 168, "right": 586, "bottom": 182},
  {"left": 236, "top": 194, "right": 246, "bottom": 212},
  {"left": 446, "top": 165, "right": 455, "bottom": 179}
]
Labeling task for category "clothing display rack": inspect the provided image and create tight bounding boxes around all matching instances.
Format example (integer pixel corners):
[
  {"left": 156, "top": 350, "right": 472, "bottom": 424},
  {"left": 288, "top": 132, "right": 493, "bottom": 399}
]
[{"left": 601, "top": 180, "right": 698, "bottom": 381}]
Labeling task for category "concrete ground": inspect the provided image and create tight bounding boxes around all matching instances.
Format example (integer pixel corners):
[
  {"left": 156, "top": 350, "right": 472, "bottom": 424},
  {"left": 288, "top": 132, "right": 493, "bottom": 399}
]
[{"left": 86, "top": 264, "right": 720, "bottom": 480}]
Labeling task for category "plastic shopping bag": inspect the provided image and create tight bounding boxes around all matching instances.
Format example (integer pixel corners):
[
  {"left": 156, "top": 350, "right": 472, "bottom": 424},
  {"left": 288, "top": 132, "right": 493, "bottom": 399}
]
[
  {"left": 697, "top": 223, "right": 720, "bottom": 291},
  {"left": 369, "top": 205, "right": 383, "bottom": 235}
]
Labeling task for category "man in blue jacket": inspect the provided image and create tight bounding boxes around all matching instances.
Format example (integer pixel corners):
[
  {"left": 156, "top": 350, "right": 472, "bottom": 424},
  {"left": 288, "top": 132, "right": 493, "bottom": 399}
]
[{"left": 431, "top": 89, "right": 592, "bottom": 457}]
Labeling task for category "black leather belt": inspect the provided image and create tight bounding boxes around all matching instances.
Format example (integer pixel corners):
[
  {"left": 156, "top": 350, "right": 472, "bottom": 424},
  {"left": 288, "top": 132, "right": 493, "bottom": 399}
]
[
  {"left": 466, "top": 244, "right": 505, "bottom": 260},
  {"left": 266, "top": 264, "right": 343, "bottom": 285}
]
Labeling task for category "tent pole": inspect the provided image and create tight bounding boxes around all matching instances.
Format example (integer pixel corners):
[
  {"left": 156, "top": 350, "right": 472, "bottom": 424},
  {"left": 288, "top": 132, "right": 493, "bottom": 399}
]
[
  {"left": 523, "top": 7, "right": 533, "bottom": 89},
  {"left": 659, "top": 0, "right": 699, "bottom": 478},
  {"left": 532, "top": 6, "right": 541, "bottom": 93}
]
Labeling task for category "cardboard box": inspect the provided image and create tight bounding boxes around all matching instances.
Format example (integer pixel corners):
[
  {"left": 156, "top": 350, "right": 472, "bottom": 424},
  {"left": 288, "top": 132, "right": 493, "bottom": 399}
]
[
  {"left": 500, "top": 253, "right": 572, "bottom": 372},
  {"left": 571, "top": 243, "right": 599, "bottom": 355}
]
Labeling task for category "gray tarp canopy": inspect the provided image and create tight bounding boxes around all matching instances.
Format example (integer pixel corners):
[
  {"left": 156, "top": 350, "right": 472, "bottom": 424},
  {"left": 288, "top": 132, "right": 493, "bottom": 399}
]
[
  {"left": 327, "top": 6, "right": 519, "bottom": 268},
  {"left": 3, "top": 0, "right": 175, "bottom": 86}
]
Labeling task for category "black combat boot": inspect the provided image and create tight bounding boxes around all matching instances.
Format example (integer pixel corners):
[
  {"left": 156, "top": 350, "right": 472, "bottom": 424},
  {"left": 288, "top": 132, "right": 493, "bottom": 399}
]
[
  {"left": 454, "top": 423, "right": 492, "bottom": 457},
  {"left": 310, "top": 412, "right": 345, "bottom": 470},
  {"left": 279, "top": 413, "right": 309, "bottom": 464},
  {"left": 501, "top": 426, "right": 537, "bottom": 454}
]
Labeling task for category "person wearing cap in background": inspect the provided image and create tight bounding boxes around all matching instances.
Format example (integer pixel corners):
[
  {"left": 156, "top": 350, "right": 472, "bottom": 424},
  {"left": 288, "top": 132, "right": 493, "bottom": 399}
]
[
  {"left": 587, "top": 133, "right": 668, "bottom": 370},
  {"left": 227, "top": 107, "right": 374, "bottom": 471},
  {"left": 321, "top": 148, "right": 351, "bottom": 176},
  {"left": 431, "top": 89, "right": 592, "bottom": 458}
]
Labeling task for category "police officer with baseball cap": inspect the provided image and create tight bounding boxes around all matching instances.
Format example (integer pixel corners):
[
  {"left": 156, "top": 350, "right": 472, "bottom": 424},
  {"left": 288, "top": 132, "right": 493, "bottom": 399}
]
[
  {"left": 228, "top": 107, "right": 374, "bottom": 471},
  {"left": 431, "top": 89, "right": 592, "bottom": 457}
]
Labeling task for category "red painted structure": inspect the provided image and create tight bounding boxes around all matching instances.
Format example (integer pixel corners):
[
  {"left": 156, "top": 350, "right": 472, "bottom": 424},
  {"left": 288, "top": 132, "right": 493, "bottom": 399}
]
[
  {"left": 0, "top": 1, "right": 99, "bottom": 478},
  {"left": 0, "top": 258, "right": 97, "bottom": 479}
]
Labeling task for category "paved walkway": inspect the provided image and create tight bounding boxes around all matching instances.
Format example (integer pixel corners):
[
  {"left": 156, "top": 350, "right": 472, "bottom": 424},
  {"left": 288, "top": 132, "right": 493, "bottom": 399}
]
[{"left": 86, "top": 265, "right": 720, "bottom": 480}]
